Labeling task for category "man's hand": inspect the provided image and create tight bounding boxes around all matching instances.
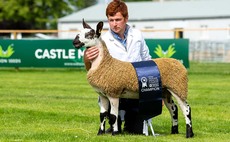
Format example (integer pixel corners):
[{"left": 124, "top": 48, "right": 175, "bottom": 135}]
[
  {"left": 85, "top": 46, "right": 99, "bottom": 60},
  {"left": 84, "top": 46, "right": 99, "bottom": 71}
]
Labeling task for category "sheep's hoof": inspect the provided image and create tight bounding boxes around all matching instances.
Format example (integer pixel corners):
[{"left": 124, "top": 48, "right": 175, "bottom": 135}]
[
  {"left": 171, "top": 125, "right": 179, "bottom": 134},
  {"left": 105, "top": 127, "right": 113, "bottom": 133},
  {"left": 186, "top": 125, "right": 194, "bottom": 138},
  {"left": 97, "top": 128, "right": 105, "bottom": 135},
  {"left": 112, "top": 131, "right": 120, "bottom": 136}
]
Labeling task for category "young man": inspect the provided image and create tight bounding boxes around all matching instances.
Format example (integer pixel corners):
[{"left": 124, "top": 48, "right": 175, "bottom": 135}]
[{"left": 84, "top": 0, "right": 152, "bottom": 134}]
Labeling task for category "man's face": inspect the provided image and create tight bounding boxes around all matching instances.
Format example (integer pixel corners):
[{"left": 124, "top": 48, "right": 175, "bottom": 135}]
[{"left": 107, "top": 12, "right": 128, "bottom": 37}]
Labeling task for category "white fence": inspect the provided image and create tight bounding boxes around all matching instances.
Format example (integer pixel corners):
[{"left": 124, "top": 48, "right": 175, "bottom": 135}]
[{"left": 189, "top": 40, "right": 230, "bottom": 63}]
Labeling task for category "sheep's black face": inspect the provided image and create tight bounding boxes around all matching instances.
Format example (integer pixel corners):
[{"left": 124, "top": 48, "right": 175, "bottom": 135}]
[
  {"left": 73, "top": 35, "right": 84, "bottom": 49},
  {"left": 73, "top": 29, "right": 96, "bottom": 49},
  {"left": 73, "top": 19, "right": 104, "bottom": 49}
]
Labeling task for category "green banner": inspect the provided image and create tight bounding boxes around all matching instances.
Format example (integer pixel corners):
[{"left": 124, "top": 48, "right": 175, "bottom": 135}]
[
  {"left": 146, "top": 39, "right": 189, "bottom": 68},
  {"left": 0, "top": 39, "right": 85, "bottom": 68},
  {"left": 0, "top": 39, "right": 189, "bottom": 68}
]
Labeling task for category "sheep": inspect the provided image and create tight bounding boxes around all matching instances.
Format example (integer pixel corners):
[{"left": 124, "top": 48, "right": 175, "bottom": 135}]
[{"left": 72, "top": 20, "right": 194, "bottom": 138}]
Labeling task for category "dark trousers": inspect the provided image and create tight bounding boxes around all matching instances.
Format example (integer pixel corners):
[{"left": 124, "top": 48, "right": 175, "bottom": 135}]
[{"left": 120, "top": 98, "right": 144, "bottom": 134}]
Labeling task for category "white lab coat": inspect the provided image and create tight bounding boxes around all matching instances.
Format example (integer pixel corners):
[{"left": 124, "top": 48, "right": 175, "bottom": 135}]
[{"left": 102, "top": 28, "right": 152, "bottom": 62}]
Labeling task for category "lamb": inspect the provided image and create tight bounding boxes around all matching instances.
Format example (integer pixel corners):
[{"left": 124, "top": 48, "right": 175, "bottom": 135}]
[{"left": 72, "top": 20, "right": 194, "bottom": 138}]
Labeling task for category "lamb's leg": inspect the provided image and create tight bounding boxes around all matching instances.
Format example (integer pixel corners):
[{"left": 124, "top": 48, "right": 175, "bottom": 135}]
[
  {"left": 177, "top": 100, "right": 194, "bottom": 138},
  {"left": 163, "top": 95, "right": 179, "bottom": 134},
  {"left": 107, "top": 96, "right": 120, "bottom": 135},
  {"left": 168, "top": 90, "right": 194, "bottom": 138},
  {"left": 97, "top": 95, "right": 109, "bottom": 135},
  {"left": 183, "top": 102, "right": 194, "bottom": 138}
]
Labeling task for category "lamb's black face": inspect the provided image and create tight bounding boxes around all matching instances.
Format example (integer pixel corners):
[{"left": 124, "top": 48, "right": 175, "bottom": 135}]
[
  {"left": 72, "top": 19, "right": 104, "bottom": 49},
  {"left": 73, "top": 28, "right": 96, "bottom": 49},
  {"left": 73, "top": 34, "right": 84, "bottom": 49}
]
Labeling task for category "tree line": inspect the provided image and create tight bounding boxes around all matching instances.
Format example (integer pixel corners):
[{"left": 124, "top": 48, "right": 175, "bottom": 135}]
[
  {"left": 0, "top": 0, "right": 183, "bottom": 30},
  {"left": 0, "top": 0, "right": 97, "bottom": 30}
]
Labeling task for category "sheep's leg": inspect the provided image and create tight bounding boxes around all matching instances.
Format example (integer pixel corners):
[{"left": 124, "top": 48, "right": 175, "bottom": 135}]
[
  {"left": 97, "top": 95, "right": 110, "bottom": 135},
  {"left": 177, "top": 100, "right": 194, "bottom": 138},
  {"left": 168, "top": 90, "right": 194, "bottom": 138},
  {"left": 163, "top": 96, "right": 179, "bottom": 134},
  {"left": 107, "top": 96, "right": 120, "bottom": 135}
]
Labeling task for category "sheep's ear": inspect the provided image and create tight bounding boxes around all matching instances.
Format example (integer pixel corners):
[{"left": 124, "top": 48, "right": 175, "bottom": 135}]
[
  {"left": 96, "top": 21, "right": 103, "bottom": 38},
  {"left": 82, "top": 19, "right": 92, "bottom": 29}
]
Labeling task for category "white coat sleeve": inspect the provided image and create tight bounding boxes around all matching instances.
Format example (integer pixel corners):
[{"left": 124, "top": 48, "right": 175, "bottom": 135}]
[{"left": 140, "top": 34, "right": 152, "bottom": 61}]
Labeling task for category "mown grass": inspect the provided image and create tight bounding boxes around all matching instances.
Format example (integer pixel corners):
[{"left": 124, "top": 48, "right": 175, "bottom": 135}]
[{"left": 0, "top": 62, "right": 230, "bottom": 142}]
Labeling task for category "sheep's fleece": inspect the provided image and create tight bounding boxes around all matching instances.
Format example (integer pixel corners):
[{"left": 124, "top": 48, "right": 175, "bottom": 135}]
[{"left": 87, "top": 40, "right": 188, "bottom": 102}]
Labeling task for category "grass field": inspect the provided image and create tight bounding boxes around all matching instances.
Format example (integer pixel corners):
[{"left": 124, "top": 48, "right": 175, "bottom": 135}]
[{"left": 0, "top": 62, "right": 230, "bottom": 142}]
